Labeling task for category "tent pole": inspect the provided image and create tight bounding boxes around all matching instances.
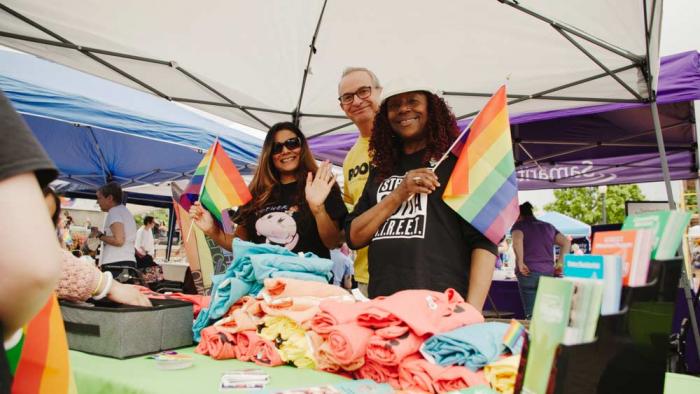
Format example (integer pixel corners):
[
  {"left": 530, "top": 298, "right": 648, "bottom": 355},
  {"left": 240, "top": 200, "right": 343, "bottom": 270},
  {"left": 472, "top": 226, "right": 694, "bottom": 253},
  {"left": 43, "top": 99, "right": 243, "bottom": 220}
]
[
  {"left": 455, "top": 64, "right": 641, "bottom": 120},
  {"left": 292, "top": 0, "right": 329, "bottom": 126},
  {"left": 497, "top": 0, "right": 641, "bottom": 63},
  {"left": 650, "top": 100, "right": 676, "bottom": 209},
  {"left": 554, "top": 27, "right": 643, "bottom": 101},
  {"left": 653, "top": 92, "right": 700, "bottom": 365},
  {"left": 309, "top": 120, "right": 354, "bottom": 139},
  {"left": 166, "top": 206, "right": 175, "bottom": 261}
]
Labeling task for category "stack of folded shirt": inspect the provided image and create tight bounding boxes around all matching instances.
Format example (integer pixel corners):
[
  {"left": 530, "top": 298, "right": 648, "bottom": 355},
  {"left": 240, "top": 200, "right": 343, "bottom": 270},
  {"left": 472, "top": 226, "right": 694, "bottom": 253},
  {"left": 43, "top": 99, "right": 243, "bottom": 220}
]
[
  {"left": 420, "top": 322, "right": 523, "bottom": 371},
  {"left": 193, "top": 239, "right": 334, "bottom": 340},
  {"left": 483, "top": 355, "right": 520, "bottom": 394}
]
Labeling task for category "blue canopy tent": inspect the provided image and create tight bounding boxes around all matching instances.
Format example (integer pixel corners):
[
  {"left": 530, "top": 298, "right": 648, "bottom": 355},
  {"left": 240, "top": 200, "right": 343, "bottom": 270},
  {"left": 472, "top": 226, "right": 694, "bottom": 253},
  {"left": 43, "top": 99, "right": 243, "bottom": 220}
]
[
  {"left": 0, "top": 49, "right": 263, "bottom": 191},
  {"left": 0, "top": 49, "right": 264, "bottom": 259},
  {"left": 536, "top": 211, "right": 592, "bottom": 238}
]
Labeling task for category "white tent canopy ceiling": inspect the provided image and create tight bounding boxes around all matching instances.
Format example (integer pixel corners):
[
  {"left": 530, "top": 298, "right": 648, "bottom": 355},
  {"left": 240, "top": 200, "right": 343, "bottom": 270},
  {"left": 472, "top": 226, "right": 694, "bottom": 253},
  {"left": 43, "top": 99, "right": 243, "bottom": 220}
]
[
  {"left": 0, "top": 0, "right": 674, "bottom": 201},
  {"left": 0, "top": 0, "right": 662, "bottom": 138}
]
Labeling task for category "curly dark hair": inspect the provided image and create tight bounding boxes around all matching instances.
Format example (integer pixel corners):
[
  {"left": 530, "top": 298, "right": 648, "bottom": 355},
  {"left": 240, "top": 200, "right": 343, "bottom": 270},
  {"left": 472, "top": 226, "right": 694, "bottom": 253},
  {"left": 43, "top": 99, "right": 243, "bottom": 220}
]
[{"left": 369, "top": 91, "right": 459, "bottom": 182}]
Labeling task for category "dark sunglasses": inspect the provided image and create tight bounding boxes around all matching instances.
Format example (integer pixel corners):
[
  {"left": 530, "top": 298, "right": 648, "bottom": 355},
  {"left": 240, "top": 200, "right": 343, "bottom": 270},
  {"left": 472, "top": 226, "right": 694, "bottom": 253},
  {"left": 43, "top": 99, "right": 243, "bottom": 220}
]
[{"left": 271, "top": 136, "right": 302, "bottom": 154}]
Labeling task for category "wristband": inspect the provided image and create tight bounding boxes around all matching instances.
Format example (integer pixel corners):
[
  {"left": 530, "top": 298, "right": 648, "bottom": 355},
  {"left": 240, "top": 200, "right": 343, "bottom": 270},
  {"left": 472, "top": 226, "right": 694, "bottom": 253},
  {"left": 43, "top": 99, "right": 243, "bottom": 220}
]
[
  {"left": 93, "top": 272, "right": 114, "bottom": 300},
  {"left": 92, "top": 271, "right": 105, "bottom": 296}
]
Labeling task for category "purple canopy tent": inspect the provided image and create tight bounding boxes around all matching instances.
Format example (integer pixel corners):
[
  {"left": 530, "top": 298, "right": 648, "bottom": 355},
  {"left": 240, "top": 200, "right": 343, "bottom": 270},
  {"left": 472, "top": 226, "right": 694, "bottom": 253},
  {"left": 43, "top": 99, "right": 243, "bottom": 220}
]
[{"left": 310, "top": 51, "right": 700, "bottom": 191}]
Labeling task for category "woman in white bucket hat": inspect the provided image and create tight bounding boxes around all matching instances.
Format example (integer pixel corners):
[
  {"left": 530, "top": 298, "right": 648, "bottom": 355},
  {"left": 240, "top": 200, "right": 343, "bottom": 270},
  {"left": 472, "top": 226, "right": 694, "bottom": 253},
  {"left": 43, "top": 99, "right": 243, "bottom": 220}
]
[{"left": 344, "top": 82, "right": 497, "bottom": 310}]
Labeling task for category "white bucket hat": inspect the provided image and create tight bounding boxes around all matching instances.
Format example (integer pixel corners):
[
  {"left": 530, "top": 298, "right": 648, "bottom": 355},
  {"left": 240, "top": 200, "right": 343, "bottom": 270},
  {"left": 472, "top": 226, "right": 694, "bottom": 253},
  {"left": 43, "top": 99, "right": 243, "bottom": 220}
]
[{"left": 380, "top": 78, "right": 441, "bottom": 104}]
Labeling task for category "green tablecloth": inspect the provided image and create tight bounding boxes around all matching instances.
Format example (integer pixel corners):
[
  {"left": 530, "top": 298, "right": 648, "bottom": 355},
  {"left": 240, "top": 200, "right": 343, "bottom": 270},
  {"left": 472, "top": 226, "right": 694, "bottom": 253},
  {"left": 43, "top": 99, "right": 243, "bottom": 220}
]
[{"left": 70, "top": 347, "right": 348, "bottom": 393}]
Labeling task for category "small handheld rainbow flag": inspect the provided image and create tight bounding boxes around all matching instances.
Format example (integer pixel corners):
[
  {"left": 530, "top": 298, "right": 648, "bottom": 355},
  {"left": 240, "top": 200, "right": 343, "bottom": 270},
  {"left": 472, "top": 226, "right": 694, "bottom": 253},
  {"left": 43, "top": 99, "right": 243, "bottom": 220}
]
[
  {"left": 502, "top": 319, "right": 526, "bottom": 354},
  {"left": 441, "top": 85, "right": 519, "bottom": 244},
  {"left": 180, "top": 139, "right": 252, "bottom": 223}
]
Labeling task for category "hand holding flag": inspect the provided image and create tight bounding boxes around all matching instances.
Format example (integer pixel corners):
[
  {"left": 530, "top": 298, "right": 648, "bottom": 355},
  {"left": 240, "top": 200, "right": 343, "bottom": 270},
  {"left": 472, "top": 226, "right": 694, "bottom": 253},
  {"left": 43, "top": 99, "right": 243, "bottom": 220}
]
[
  {"left": 188, "top": 201, "right": 217, "bottom": 236},
  {"left": 441, "top": 85, "right": 519, "bottom": 244},
  {"left": 180, "top": 138, "right": 252, "bottom": 241}
]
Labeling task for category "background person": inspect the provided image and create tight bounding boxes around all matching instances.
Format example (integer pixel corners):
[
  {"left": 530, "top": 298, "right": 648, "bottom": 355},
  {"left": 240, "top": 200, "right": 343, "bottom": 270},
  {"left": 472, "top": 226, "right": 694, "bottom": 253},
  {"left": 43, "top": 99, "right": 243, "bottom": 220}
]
[
  {"left": 190, "top": 122, "right": 347, "bottom": 258},
  {"left": 337, "top": 67, "right": 382, "bottom": 296},
  {"left": 345, "top": 85, "right": 497, "bottom": 310},
  {"left": 135, "top": 215, "right": 157, "bottom": 268},
  {"left": 511, "top": 201, "right": 571, "bottom": 318},
  {"left": 95, "top": 182, "right": 137, "bottom": 276}
]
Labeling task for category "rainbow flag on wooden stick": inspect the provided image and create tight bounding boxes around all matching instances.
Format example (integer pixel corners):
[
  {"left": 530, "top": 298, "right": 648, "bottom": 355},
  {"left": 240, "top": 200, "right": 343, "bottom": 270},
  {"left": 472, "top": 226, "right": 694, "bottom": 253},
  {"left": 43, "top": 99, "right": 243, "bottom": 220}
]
[
  {"left": 179, "top": 139, "right": 252, "bottom": 223},
  {"left": 442, "top": 85, "right": 519, "bottom": 244}
]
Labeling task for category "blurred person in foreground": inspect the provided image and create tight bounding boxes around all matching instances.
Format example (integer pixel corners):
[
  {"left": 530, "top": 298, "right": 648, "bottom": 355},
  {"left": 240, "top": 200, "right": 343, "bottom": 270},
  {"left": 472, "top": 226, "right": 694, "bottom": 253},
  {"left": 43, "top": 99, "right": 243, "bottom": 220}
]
[{"left": 0, "top": 89, "right": 62, "bottom": 390}]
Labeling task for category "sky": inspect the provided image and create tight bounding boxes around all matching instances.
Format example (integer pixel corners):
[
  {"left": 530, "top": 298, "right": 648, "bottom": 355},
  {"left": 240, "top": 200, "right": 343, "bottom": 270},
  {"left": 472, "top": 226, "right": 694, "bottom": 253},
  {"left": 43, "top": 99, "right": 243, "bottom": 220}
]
[{"left": 521, "top": 0, "right": 700, "bottom": 210}]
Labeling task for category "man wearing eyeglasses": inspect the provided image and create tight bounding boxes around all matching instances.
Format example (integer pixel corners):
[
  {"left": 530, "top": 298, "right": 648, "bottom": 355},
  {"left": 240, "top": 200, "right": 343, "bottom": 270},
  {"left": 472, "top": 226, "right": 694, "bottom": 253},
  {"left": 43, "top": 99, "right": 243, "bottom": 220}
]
[{"left": 337, "top": 67, "right": 382, "bottom": 297}]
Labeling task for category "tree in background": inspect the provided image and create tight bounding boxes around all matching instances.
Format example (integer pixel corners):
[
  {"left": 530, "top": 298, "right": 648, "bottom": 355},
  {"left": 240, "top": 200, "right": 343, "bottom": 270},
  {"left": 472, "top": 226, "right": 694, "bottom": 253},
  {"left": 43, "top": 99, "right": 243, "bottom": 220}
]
[
  {"left": 134, "top": 208, "right": 169, "bottom": 228},
  {"left": 543, "top": 185, "right": 646, "bottom": 225}
]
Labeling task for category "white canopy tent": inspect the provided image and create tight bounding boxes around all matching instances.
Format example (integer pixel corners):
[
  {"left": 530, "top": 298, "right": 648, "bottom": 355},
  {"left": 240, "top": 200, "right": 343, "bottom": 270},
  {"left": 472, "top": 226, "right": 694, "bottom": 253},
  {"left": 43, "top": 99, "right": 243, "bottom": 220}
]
[
  {"left": 0, "top": 1, "right": 661, "bottom": 129},
  {"left": 0, "top": 0, "right": 673, "bottom": 198},
  {"left": 0, "top": 0, "right": 671, "bottom": 187}
]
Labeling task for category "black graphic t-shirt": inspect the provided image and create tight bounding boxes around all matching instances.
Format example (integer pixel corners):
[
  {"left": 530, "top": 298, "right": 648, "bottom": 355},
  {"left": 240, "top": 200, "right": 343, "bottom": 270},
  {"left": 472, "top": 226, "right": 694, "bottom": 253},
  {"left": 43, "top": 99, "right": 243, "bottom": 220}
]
[
  {"left": 345, "top": 149, "right": 497, "bottom": 298},
  {"left": 235, "top": 182, "right": 347, "bottom": 259}
]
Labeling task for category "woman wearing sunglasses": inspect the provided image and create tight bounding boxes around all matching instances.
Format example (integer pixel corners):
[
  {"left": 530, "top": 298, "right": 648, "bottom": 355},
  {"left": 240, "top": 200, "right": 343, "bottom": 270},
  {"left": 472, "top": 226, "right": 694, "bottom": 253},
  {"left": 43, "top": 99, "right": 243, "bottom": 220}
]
[{"left": 190, "top": 122, "right": 347, "bottom": 258}]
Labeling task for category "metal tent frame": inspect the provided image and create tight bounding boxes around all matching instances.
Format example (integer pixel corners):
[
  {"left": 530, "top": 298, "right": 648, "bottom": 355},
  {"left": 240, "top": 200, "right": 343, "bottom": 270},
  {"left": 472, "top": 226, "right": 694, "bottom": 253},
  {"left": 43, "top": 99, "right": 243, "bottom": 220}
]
[{"left": 0, "top": 1, "right": 675, "bottom": 200}]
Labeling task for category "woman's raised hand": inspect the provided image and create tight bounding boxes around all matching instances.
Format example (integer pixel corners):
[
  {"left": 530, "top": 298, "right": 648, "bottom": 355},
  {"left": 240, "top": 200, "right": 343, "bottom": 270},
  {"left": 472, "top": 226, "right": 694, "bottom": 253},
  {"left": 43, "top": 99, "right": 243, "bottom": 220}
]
[
  {"left": 188, "top": 201, "right": 216, "bottom": 235},
  {"left": 305, "top": 161, "right": 336, "bottom": 214},
  {"left": 395, "top": 168, "right": 440, "bottom": 200}
]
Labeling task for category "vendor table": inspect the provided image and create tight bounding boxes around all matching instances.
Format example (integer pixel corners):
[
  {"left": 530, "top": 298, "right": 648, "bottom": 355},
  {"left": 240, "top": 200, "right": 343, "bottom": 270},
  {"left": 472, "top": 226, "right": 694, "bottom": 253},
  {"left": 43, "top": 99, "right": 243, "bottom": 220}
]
[
  {"left": 485, "top": 279, "right": 525, "bottom": 320},
  {"left": 70, "top": 346, "right": 348, "bottom": 393}
]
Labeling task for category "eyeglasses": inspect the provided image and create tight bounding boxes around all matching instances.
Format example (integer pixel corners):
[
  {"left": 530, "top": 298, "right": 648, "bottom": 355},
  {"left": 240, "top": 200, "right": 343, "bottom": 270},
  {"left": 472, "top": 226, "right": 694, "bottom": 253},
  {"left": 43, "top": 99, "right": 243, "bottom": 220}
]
[
  {"left": 338, "top": 86, "right": 373, "bottom": 105},
  {"left": 271, "top": 137, "right": 302, "bottom": 154}
]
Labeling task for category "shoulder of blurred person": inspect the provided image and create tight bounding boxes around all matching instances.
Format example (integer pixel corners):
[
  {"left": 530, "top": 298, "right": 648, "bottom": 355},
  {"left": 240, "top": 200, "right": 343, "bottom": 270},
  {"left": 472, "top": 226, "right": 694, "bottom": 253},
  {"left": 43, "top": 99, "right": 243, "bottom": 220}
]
[{"left": 0, "top": 90, "right": 61, "bottom": 342}]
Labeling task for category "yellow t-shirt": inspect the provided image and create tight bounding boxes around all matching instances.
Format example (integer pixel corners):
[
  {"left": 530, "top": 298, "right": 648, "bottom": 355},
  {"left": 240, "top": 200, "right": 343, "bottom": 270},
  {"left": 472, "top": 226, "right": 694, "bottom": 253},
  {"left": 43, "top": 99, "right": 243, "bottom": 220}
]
[{"left": 343, "top": 136, "right": 371, "bottom": 284}]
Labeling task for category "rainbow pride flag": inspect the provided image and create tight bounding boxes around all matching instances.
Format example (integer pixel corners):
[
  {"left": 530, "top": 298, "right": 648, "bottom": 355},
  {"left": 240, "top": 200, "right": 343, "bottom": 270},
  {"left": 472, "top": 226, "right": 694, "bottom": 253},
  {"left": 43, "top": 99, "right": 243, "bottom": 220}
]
[
  {"left": 11, "top": 295, "right": 76, "bottom": 394},
  {"left": 442, "top": 85, "right": 519, "bottom": 244},
  {"left": 180, "top": 139, "right": 252, "bottom": 223}
]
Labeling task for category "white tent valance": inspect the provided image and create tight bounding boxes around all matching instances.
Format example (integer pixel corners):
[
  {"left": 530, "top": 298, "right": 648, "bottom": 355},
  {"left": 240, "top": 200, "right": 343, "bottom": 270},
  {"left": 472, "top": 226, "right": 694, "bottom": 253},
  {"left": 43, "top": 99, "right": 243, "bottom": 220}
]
[{"left": 0, "top": 0, "right": 662, "bottom": 137}]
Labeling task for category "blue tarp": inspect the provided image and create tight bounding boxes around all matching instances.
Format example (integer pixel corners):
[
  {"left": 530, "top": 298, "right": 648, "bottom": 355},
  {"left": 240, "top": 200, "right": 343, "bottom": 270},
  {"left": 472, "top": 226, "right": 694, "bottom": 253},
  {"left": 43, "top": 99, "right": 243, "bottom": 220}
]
[
  {"left": 0, "top": 49, "right": 263, "bottom": 190},
  {"left": 536, "top": 211, "right": 591, "bottom": 238}
]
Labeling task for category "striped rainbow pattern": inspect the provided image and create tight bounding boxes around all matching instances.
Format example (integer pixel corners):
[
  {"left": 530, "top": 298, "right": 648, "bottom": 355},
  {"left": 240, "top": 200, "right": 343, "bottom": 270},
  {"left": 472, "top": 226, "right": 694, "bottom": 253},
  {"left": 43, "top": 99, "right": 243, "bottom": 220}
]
[
  {"left": 442, "top": 85, "right": 519, "bottom": 244},
  {"left": 502, "top": 319, "right": 526, "bottom": 353},
  {"left": 180, "top": 139, "right": 252, "bottom": 223},
  {"left": 12, "top": 296, "right": 76, "bottom": 394}
]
